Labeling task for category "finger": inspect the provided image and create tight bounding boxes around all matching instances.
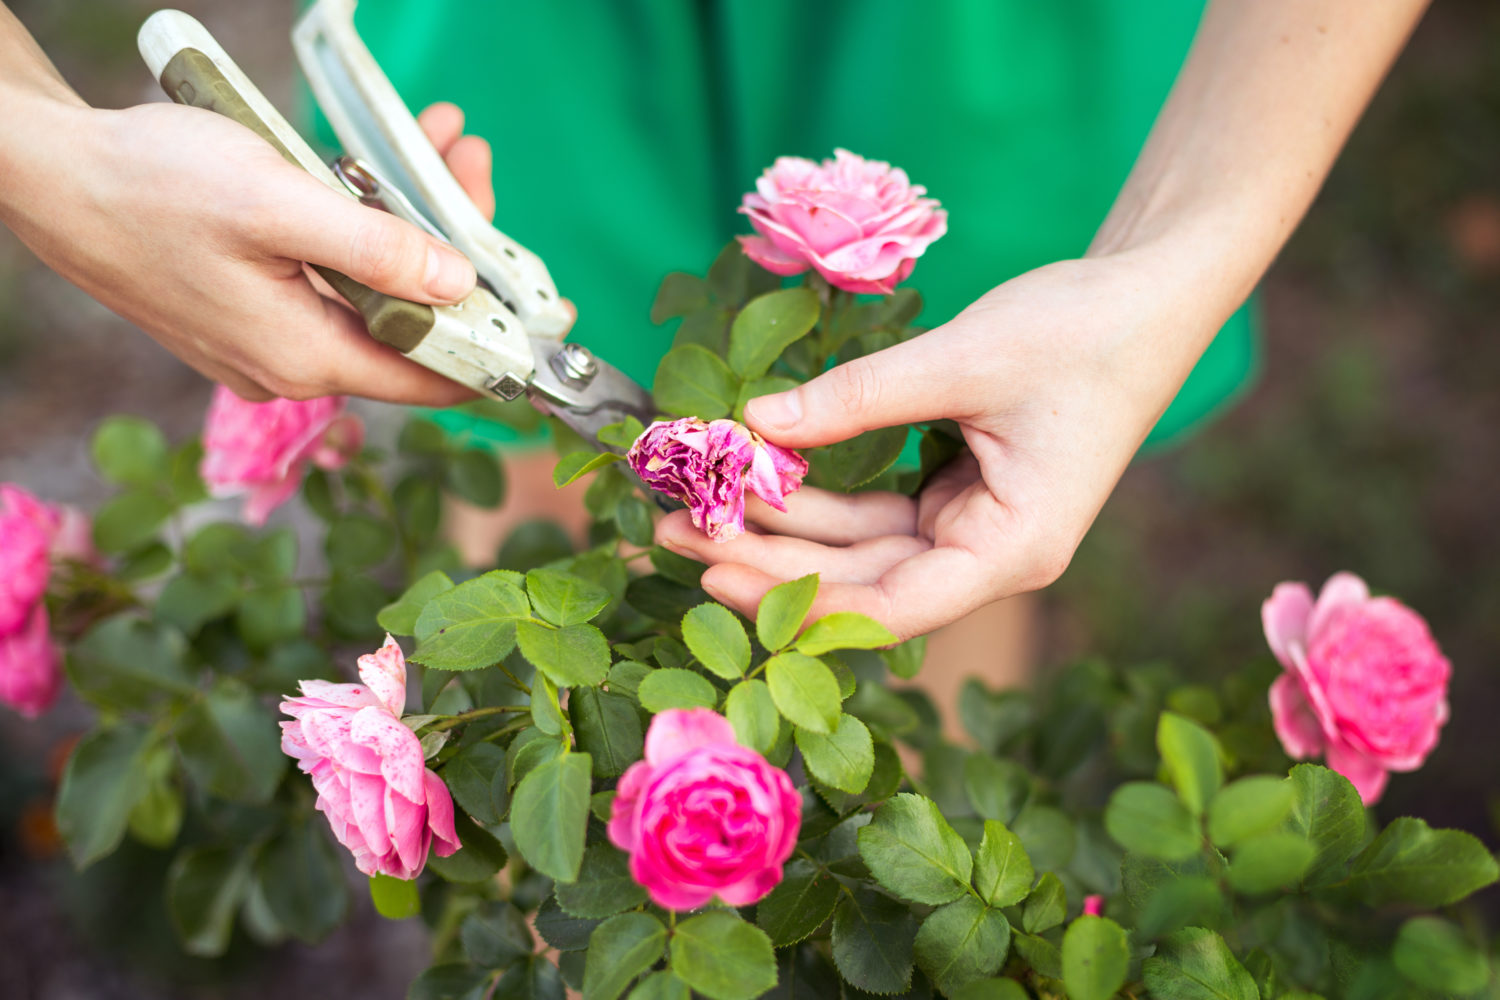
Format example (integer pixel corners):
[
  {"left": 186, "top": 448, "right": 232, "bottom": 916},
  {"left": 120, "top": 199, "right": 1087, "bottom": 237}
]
[
  {"left": 742, "top": 330, "right": 965, "bottom": 448},
  {"left": 740, "top": 487, "right": 917, "bottom": 545},
  {"left": 656, "top": 510, "right": 928, "bottom": 585},
  {"left": 445, "top": 135, "right": 495, "bottom": 221},
  {"left": 266, "top": 168, "right": 477, "bottom": 305},
  {"left": 417, "top": 102, "right": 466, "bottom": 155}
]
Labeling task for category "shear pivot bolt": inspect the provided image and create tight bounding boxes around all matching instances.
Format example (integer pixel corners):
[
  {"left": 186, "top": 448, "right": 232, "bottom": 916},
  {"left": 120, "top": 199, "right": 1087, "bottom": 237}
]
[{"left": 552, "top": 343, "right": 598, "bottom": 385}]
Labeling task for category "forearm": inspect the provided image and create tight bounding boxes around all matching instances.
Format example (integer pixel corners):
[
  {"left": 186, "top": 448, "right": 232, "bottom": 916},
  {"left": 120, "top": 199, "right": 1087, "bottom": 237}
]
[
  {"left": 0, "top": 3, "right": 91, "bottom": 214},
  {"left": 1091, "top": 0, "right": 1427, "bottom": 336}
]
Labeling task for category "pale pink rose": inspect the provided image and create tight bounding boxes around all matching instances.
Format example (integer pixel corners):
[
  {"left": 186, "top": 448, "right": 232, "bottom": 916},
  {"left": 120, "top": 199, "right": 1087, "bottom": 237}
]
[
  {"left": 280, "top": 635, "right": 459, "bottom": 879},
  {"left": 200, "top": 387, "right": 365, "bottom": 526},
  {"left": 0, "top": 608, "right": 61, "bottom": 718},
  {"left": 1262, "top": 572, "right": 1450, "bottom": 805},
  {"left": 608, "top": 708, "right": 800, "bottom": 910},
  {"left": 626, "top": 418, "right": 808, "bottom": 542},
  {"left": 1083, "top": 895, "right": 1105, "bottom": 917},
  {"left": 738, "top": 148, "right": 947, "bottom": 295}
]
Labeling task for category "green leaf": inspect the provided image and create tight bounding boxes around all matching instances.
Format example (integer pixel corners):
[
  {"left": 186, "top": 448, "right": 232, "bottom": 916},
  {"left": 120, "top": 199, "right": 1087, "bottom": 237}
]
[
  {"left": 528, "top": 569, "right": 613, "bottom": 626},
  {"left": 92, "top": 489, "right": 173, "bottom": 553},
  {"left": 412, "top": 571, "right": 530, "bottom": 670},
  {"left": 394, "top": 475, "right": 442, "bottom": 541},
  {"left": 326, "top": 513, "right": 396, "bottom": 571},
  {"left": 1226, "top": 832, "right": 1314, "bottom": 894},
  {"left": 626, "top": 972, "right": 691, "bottom": 1000},
  {"left": 884, "top": 634, "right": 926, "bottom": 680},
  {"left": 1104, "top": 782, "right": 1203, "bottom": 861},
  {"left": 831, "top": 887, "right": 917, "bottom": 995},
  {"left": 1157, "top": 712, "right": 1223, "bottom": 816},
  {"left": 237, "top": 584, "right": 307, "bottom": 649},
  {"left": 91, "top": 415, "right": 169, "bottom": 486},
  {"left": 1062, "top": 916, "right": 1130, "bottom": 1000},
  {"left": 570, "top": 688, "right": 643, "bottom": 779},
  {"left": 974, "top": 820, "right": 1033, "bottom": 907},
  {"left": 765, "top": 651, "right": 841, "bottom": 734},
  {"left": 728, "top": 287, "right": 820, "bottom": 378},
  {"left": 597, "top": 415, "right": 646, "bottom": 451},
  {"left": 709, "top": 239, "right": 779, "bottom": 305},
  {"left": 670, "top": 911, "right": 776, "bottom": 1000},
  {"left": 460, "top": 901, "right": 533, "bottom": 967},
  {"left": 156, "top": 571, "right": 240, "bottom": 635},
  {"left": 117, "top": 540, "right": 173, "bottom": 582},
  {"left": 1135, "top": 876, "right": 1224, "bottom": 941},
  {"left": 755, "top": 574, "right": 818, "bottom": 651},
  {"left": 734, "top": 376, "right": 800, "bottom": 420},
  {"left": 1341, "top": 816, "right": 1500, "bottom": 907},
  {"left": 554, "top": 450, "right": 626, "bottom": 488},
  {"left": 1207, "top": 776, "right": 1294, "bottom": 847},
  {"left": 442, "top": 742, "right": 509, "bottom": 825},
  {"left": 583, "top": 912, "right": 667, "bottom": 1000},
  {"left": 256, "top": 817, "right": 349, "bottom": 942},
  {"left": 1392, "top": 916, "right": 1491, "bottom": 995},
  {"left": 531, "top": 672, "right": 568, "bottom": 737},
  {"left": 127, "top": 743, "right": 183, "bottom": 848},
  {"left": 511, "top": 753, "right": 592, "bottom": 882},
  {"left": 1013, "top": 932, "right": 1063, "bottom": 980},
  {"left": 794, "top": 611, "right": 897, "bottom": 656},
  {"left": 755, "top": 858, "right": 839, "bottom": 946},
  {"left": 1283, "top": 763, "right": 1366, "bottom": 885},
  {"left": 825, "top": 426, "right": 907, "bottom": 491},
  {"left": 175, "top": 679, "right": 288, "bottom": 804},
  {"left": 651, "top": 271, "right": 711, "bottom": 324},
  {"left": 370, "top": 873, "right": 421, "bottom": 920},
  {"left": 614, "top": 496, "right": 656, "bottom": 547},
  {"left": 653, "top": 344, "right": 739, "bottom": 419},
  {"left": 725, "top": 679, "right": 780, "bottom": 754},
  {"left": 796, "top": 713, "right": 874, "bottom": 794},
  {"left": 166, "top": 843, "right": 253, "bottom": 957},
  {"left": 672, "top": 305, "right": 731, "bottom": 352},
  {"left": 681, "top": 603, "right": 751, "bottom": 680},
  {"left": 858, "top": 793, "right": 974, "bottom": 905},
  {"left": 914, "top": 896, "right": 1010, "bottom": 996},
  {"left": 426, "top": 811, "right": 508, "bottom": 884},
  {"left": 1022, "top": 872, "right": 1066, "bottom": 934},
  {"left": 379, "top": 570, "right": 457, "bottom": 636},
  {"left": 56, "top": 724, "right": 154, "bottom": 867},
  {"left": 1142, "top": 927, "right": 1258, "bottom": 1000},
  {"left": 446, "top": 447, "right": 504, "bottom": 507},
  {"left": 66, "top": 613, "right": 195, "bottom": 711},
  {"left": 948, "top": 981, "right": 1029, "bottom": 1000},
  {"left": 963, "top": 755, "right": 1030, "bottom": 825},
  {"left": 637, "top": 668, "right": 719, "bottom": 712},
  {"left": 517, "top": 621, "right": 612, "bottom": 687},
  {"left": 556, "top": 843, "right": 649, "bottom": 918},
  {"left": 407, "top": 964, "right": 491, "bottom": 1000}
]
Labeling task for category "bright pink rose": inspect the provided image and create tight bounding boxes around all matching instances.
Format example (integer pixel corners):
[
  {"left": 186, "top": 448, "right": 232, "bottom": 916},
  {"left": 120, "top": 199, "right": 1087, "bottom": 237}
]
[
  {"left": 1263, "top": 572, "right": 1450, "bottom": 805},
  {"left": 200, "top": 387, "right": 365, "bottom": 526},
  {"left": 280, "top": 635, "right": 459, "bottom": 879},
  {"left": 626, "top": 417, "right": 808, "bottom": 542},
  {"left": 0, "top": 608, "right": 62, "bottom": 718},
  {"left": 609, "top": 708, "right": 800, "bottom": 910},
  {"left": 738, "top": 148, "right": 947, "bottom": 295},
  {"left": 0, "top": 487, "right": 53, "bottom": 634}
]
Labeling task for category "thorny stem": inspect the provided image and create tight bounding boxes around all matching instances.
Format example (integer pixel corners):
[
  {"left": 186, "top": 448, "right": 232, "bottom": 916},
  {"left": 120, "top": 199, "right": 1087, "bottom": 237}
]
[{"left": 428, "top": 705, "right": 529, "bottom": 732}]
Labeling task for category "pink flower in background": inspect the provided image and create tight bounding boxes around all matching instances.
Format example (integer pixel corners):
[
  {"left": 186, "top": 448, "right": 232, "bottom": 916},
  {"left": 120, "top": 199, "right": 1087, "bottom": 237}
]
[
  {"left": 0, "top": 488, "right": 53, "bottom": 635},
  {"left": 627, "top": 417, "right": 808, "bottom": 542},
  {"left": 0, "top": 609, "right": 61, "bottom": 718},
  {"left": 739, "top": 148, "right": 947, "bottom": 295},
  {"left": 1083, "top": 895, "right": 1105, "bottom": 917},
  {"left": 609, "top": 708, "right": 800, "bottom": 910},
  {"left": 200, "top": 387, "right": 365, "bottom": 526},
  {"left": 280, "top": 635, "right": 459, "bottom": 879},
  {"left": 1263, "top": 572, "right": 1450, "bottom": 805}
]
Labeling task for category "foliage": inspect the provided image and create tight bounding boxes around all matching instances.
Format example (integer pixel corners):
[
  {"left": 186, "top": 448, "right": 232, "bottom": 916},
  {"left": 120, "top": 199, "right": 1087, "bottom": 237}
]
[{"left": 44, "top": 244, "right": 1500, "bottom": 999}]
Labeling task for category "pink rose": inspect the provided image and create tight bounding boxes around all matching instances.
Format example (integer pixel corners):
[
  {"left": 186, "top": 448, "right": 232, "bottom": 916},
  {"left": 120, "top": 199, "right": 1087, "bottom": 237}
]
[
  {"left": 200, "top": 387, "right": 365, "bottom": 526},
  {"left": 1263, "top": 572, "right": 1450, "bottom": 805},
  {"left": 626, "top": 417, "right": 808, "bottom": 542},
  {"left": 738, "top": 148, "right": 947, "bottom": 295},
  {"left": 0, "top": 487, "right": 54, "bottom": 635},
  {"left": 280, "top": 635, "right": 459, "bottom": 879},
  {"left": 608, "top": 708, "right": 800, "bottom": 911},
  {"left": 0, "top": 608, "right": 62, "bottom": 718}
]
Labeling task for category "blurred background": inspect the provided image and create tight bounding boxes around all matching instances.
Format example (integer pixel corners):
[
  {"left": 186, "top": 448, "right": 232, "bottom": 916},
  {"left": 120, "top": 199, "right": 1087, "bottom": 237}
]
[{"left": 1, "top": 0, "right": 1497, "bottom": 996}]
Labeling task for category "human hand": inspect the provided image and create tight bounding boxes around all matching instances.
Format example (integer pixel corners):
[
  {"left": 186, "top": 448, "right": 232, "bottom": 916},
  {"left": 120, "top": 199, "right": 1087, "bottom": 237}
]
[
  {"left": 654, "top": 250, "right": 1229, "bottom": 639},
  {"left": 0, "top": 95, "right": 494, "bottom": 404}
]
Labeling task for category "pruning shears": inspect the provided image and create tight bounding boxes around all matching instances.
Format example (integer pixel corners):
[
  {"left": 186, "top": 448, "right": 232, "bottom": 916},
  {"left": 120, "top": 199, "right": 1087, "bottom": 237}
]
[{"left": 136, "top": 0, "right": 655, "bottom": 450}]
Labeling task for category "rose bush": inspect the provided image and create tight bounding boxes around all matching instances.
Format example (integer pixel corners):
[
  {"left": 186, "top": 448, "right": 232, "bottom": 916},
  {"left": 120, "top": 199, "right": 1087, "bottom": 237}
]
[{"left": 11, "top": 151, "right": 1499, "bottom": 1000}]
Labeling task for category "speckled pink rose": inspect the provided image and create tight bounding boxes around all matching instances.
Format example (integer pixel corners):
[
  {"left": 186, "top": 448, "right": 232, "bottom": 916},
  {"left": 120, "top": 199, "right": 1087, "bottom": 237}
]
[
  {"left": 626, "top": 417, "right": 808, "bottom": 542},
  {"left": 608, "top": 708, "right": 800, "bottom": 911},
  {"left": 200, "top": 387, "right": 365, "bottom": 526},
  {"left": 0, "top": 608, "right": 61, "bottom": 718},
  {"left": 280, "top": 635, "right": 459, "bottom": 879},
  {"left": 1263, "top": 572, "right": 1450, "bottom": 805},
  {"left": 738, "top": 148, "right": 947, "bottom": 295}
]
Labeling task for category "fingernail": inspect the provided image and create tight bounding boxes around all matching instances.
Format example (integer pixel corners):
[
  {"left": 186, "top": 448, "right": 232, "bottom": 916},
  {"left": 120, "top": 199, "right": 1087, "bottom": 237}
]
[
  {"left": 701, "top": 579, "right": 726, "bottom": 603},
  {"left": 425, "top": 245, "right": 475, "bottom": 302},
  {"left": 746, "top": 390, "right": 801, "bottom": 431}
]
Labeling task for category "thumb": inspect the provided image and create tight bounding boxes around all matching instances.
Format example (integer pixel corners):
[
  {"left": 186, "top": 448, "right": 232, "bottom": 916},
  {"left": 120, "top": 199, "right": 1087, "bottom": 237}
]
[
  {"left": 273, "top": 171, "right": 476, "bottom": 305},
  {"left": 743, "top": 335, "right": 950, "bottom": 448}
]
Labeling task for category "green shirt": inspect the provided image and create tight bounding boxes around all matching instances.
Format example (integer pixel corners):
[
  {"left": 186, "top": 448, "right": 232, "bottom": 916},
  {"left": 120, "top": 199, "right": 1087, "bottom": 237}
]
[{"left": 343, "top": 0, "right": 1255, "bottom": 449}]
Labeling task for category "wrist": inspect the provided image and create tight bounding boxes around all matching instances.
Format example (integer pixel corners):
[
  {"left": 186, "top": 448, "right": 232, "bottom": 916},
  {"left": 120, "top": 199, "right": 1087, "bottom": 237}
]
[{"left": 0, "top": 92, "right": 94, "bottom": 225}]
